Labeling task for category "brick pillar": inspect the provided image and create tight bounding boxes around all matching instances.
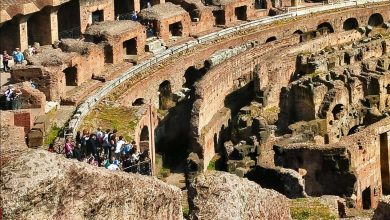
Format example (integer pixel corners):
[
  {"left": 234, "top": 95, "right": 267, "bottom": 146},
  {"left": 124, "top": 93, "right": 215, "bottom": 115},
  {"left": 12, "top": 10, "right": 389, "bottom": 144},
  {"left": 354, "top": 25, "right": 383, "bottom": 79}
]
[
  {"left": 134, "top": 0, "right": 141, "bottom": 12},
  {"left": 18, "top": 16, "right": 29, "bottom": 51},
  {"left": 46, "top": 7, "right": 59, "bottom": 44}
]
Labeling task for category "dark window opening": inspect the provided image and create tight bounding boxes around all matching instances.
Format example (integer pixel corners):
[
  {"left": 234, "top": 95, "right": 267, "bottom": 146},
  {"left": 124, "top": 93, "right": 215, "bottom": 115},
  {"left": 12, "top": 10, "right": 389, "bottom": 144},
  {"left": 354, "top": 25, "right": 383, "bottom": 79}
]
[
  {"left": 104, "top": 44, "right": 113, "bottom": 63},
  {"left": 362, "top": 187, "right": 371, "bottom": 209},
  {"left": 368, "top": 13, "right": 384, "bottom": 27},
  {"left": 343, "top": 18, "right": 359, "bottom": 31},
  {"left": 123, "top": 38, "right": 137, "bottom": 55},
  {"left": 133, "top": 98, "right": 145, "bottom": 106},
  {"left": 63, "top": 66, "right": 78, "bottom": 86},
  {"left": 114, "top": 0, "right": 134, "bottom": 17},
  {"left": 92, "top": 10, "right": 104, "bottom": 24},
  {"left": 213, "top": 10, "right": 225, "bottom": 26},
  {"left": 344, "top": 53, "right": 351, "bottom": 65},
  {"left": 332, "top": 104, "right": 344, "bottom": 120},
  {"left": 234, "top": 6, "right": 247, "bottom": 21},
  {"left": 169, "top": 22, "right": 183, "bottom": 37},
  {"left": 255, "top": 0, "right": 267, "bottom": 9},
  {"left": 266, "top": 36, "right": 276, "bottom": 43},
  {"left": 159, "top": 80, "right": 173, "bottom": 110}
]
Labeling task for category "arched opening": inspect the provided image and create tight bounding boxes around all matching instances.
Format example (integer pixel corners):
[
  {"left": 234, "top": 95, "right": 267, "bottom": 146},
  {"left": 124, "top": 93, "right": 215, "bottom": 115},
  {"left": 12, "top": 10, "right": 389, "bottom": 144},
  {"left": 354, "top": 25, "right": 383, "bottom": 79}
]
[
  {"left": 362, "top": 186, "right": 371, "bottom": 209},
  {"left": 332, "top": 104, "right": 345, "bottom": 120},
  {"left": 368, "top": 13, "right": 384, "bottom": 27},
  {"left": 123, "top": 38, "right": 137, "bottom": 55},
  {"left": 57, "top": 0, "right": 81, "bottom": 39},
  {"left": 63, "top": 66, "right": 78, "bottom": 86},
  {"left": 132, "top": 98, "right": 145, "bottom": 106},
  {"left": 183, "top": 4, "right": 201, "bottom": 22},
  {"left": 343, "top": 18, "right": 359, "bottom": 31},
  {"left": 348, "top": 125, "right": 361, "bottom": 135},
  {"left": 234, "top": 6, "right": 247, "bottom": 21},
  {"left": 265, "top": 36, "right": 277, "bottom": 43},
  {"left": 140, "top": 126, "right": 149, "bottom": 153},
  {"left": 213, "top": 10, "right": 225, "bottom": 26},
  {"left": 317, "top": 22, "right": 334, "bottom": 34},
  {"left": 158, "top": 80, "right": 173, "bottom": 110},
  {"left": 293, "top": 30, "right": 303, "bottom": 42}
]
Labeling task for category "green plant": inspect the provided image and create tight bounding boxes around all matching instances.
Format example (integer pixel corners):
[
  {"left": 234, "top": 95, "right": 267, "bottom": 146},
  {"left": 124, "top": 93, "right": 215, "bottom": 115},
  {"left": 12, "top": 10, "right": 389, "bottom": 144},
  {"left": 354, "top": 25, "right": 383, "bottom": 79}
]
[
  {"left": 45, "top": 125, "right": 61, "bottom": 146},
  {"left": 207, "top": 160, "right": 216, "bottom": 171}
]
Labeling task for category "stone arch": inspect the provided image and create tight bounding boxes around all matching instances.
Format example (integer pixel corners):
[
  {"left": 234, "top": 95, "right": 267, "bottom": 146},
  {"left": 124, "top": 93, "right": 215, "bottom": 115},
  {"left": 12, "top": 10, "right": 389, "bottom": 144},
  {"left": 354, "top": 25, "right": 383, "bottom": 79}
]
[
  {"left": 332, "top": 104, "right": 345, "bottom": 120},
  {"left": 265, "top": 36, "right": 277, "bottom": 43},
  {"left": 293, "top": 30, "right": 304, "bottom": 42},
  {"left": 140, "top": 126, "right": 149, "bottom": 152},
  {"left": 343, "top": 18, "right": 359, "bottom": 31},
  {"left": 158, "top": 80, "right": 173, "bottom": 110},
  {"left": 317, "top": 22, "right": 334, "bottom": 33},
  {"left": 132, "top": 98, "right": 145, "bottom": 106},
  {"left": 368, "top": 13, "right": 384, "bottom": 27}
]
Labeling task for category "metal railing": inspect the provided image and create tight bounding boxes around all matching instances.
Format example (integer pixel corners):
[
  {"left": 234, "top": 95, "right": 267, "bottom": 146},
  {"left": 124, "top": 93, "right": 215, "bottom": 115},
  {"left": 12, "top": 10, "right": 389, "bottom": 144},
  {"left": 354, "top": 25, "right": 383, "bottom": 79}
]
[{"left": 122, "top": 160, "right": 152, "bottom": 175}]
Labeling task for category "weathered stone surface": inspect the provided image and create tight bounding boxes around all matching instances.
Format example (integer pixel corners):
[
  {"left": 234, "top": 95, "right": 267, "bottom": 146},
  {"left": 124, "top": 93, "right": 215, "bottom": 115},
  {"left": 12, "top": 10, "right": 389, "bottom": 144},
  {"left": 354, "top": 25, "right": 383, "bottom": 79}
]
[
  {"left": 0, "top": 140, "right": 183, "bottom": 220},
  {"left": 188, "top": 171, "right": 291, "bottom": 220},
  {"left": 373, "top": 196, "right": 390, "bottom": 220}
]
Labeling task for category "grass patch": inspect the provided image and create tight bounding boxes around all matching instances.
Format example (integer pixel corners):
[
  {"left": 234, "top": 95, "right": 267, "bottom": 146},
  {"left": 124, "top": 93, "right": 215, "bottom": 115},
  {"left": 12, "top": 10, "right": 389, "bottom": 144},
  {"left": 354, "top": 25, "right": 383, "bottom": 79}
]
[
  {"left": 290, "top": 198, "right": 337, "bottom": 220},
  {"left": 81, "top": 105, "right": 138, "bottom": 141},
  {"left": 207, "top": 160, "right": 216, "bottom": 171},
  {"left": 45, "top": 125, "right": 61, "bottom": 146}
]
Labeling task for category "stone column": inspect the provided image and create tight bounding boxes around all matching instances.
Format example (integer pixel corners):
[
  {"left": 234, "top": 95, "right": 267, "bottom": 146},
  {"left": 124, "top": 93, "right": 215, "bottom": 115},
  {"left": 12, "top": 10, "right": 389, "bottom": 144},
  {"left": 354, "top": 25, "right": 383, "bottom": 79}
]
[
  {"left": 18, "top": 16, "right": 29, "bottom": 51},
  {"left": 47, "top": 7, "right": 59, "bottom": 44}
]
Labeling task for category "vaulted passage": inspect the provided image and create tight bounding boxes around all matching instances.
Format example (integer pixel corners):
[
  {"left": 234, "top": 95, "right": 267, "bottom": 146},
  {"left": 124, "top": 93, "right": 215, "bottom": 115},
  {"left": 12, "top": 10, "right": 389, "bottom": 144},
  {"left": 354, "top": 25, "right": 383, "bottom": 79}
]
[
  {"left": 368, "top": 13, "right": 384, "bottom": 27},
  {"left": 159, "top": 80, "right": 173, "bottom": 110},
  {"left": 140, "top": 126, "right": 150, "bottom": 153},
  {"left": 63, "top": 66, "right": 78, "bottom": 86},
  {"left": 317, "top": 22, "right": 334, "bottom": 33},
  {"left": 343, "top": 18, "right": 359, "bottom": 31}
]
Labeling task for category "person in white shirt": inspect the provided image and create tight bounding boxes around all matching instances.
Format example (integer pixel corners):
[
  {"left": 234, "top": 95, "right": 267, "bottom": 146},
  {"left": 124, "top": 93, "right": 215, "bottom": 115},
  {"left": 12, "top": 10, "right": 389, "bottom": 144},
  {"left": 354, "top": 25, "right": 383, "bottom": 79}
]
[
  {"left": 107, "top": 158, "right": 119, "bottom": 171},
  {"left": 115, "top": 136, "right": 125, "bottom": 159}
]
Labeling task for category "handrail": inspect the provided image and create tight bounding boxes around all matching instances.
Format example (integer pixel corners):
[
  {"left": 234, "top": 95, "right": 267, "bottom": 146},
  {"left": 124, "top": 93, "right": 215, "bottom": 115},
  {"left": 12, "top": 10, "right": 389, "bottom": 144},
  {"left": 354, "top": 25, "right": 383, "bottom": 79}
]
[{"left": 67, "top": 0, "right": 388, "bottom": 134}]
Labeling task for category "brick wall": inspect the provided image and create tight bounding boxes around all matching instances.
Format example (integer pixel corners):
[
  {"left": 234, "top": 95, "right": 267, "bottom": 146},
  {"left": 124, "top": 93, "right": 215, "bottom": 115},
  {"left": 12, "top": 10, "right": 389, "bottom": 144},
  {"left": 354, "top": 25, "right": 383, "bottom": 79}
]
[{"left": 13, "top": 110, "right": 32, "bottom": 134}]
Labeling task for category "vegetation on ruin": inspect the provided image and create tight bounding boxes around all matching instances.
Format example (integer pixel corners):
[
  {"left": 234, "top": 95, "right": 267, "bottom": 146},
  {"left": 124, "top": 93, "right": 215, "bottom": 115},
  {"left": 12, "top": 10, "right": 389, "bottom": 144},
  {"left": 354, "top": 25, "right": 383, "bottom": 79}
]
[
  {"left": 82, "top": 105, "right": 138, "bottom": 141},
  {"left": 290, "top": 198, "right": 337, "bottom": 220},
  {"left": 44, "top": 125, "right": 61, "bottom": 146},
  {"left": 308, "top": 71, "right": 325, "bottom": 78}
]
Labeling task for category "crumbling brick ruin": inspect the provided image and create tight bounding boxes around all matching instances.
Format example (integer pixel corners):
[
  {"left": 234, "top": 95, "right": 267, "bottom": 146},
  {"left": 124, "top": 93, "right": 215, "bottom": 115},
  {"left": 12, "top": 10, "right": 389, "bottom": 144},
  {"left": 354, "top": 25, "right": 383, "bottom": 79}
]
[{"left": 1, "top": 0, "right": 390, "bottom": 218}]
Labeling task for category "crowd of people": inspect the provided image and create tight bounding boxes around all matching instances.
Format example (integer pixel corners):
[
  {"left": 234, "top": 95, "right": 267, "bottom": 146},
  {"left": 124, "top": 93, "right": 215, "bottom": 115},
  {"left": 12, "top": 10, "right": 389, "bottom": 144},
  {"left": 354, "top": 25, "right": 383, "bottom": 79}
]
[{"left": 49, "top": 128, "right": 151, "bottom": 174}]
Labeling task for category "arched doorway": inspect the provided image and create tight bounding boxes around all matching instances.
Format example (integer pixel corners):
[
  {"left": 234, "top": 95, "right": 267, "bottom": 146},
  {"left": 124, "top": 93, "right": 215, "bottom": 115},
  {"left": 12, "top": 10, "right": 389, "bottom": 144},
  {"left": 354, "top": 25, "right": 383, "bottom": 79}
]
[
  {"left": 343, "top": 18, "right": 359, "bottom": 31},
  {"left": 293, "top": 30, "right": 303, "bottom": 42},
  {"left": 332, "top": 104, "right": 345, "bottom": 120},
  {"left": 158, "top": 80, "right": 173, "bottom": 110},
  {"left": 63, "top": 66, "right": 78, "bottom": 86},
  {"left": 132, "top": 98, "right": 145, "bottom": 106},
  {"left": 140, "top": 126, "right": 149, "bottom": 153},
  {"left": 317, "top": 22, "right": 334, "bottom": 34},
  {"left": 368, "top": 13, "right": 384, "bottom": 27}
]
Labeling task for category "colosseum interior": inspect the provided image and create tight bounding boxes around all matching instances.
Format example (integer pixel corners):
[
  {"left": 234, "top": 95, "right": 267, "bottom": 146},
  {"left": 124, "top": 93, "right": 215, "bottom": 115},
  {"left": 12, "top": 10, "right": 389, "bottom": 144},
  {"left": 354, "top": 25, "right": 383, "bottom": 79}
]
[{"left": 1, "top": 0, "right": 390, "bottom": 219}]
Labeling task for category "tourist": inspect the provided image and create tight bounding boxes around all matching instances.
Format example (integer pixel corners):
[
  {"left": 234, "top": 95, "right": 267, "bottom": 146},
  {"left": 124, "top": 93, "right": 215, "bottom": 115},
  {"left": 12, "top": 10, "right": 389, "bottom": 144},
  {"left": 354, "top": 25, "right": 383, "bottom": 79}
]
[
  {"left": 87, "top": 134, "right": 99, "bottom": 159},
  {"left": 80, "top": 130, "right": 90, "bottom": 156},
  {"left": 115, "top": 136, "right": 125, "bottom": 159},
  {"left": 11, "top": 88, "right": 22, "bottom": 110},
  {"left": 102, "top": 129, "right": 111, "bottom": 155},
  {"left": 48, "top": 143, "right": 55, "bottom": 153},
  {"left": 131, "top": 11, "right": 138, "bottom": 21},
  {"left": 107, "top": 157, "right": 119, "bottom": 170},
  {"left": 64, "top": 138, "right": 74, "bottom": 158},
  {"left": 73, "top": 143, "right": 82, "bottom": 161},
  {"left": 96, "top": 127, "right": 103, "bottom": 144},
  {"left": 13, "top": 48, "right": 24, "bottom": 64},
  {"left": 4, "top": 85, "right": 14, "bottom": 110},
  {"left": 2, "top": 51, "right": 11, "bottom": 72}
]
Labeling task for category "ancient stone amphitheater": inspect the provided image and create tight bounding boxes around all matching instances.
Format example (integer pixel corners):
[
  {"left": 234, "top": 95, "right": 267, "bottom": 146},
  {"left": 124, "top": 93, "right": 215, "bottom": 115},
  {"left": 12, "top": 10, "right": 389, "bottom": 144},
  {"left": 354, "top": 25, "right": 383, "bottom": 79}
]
[{"left": 1, "top": 0, "right": 390, "bottom": 219}]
